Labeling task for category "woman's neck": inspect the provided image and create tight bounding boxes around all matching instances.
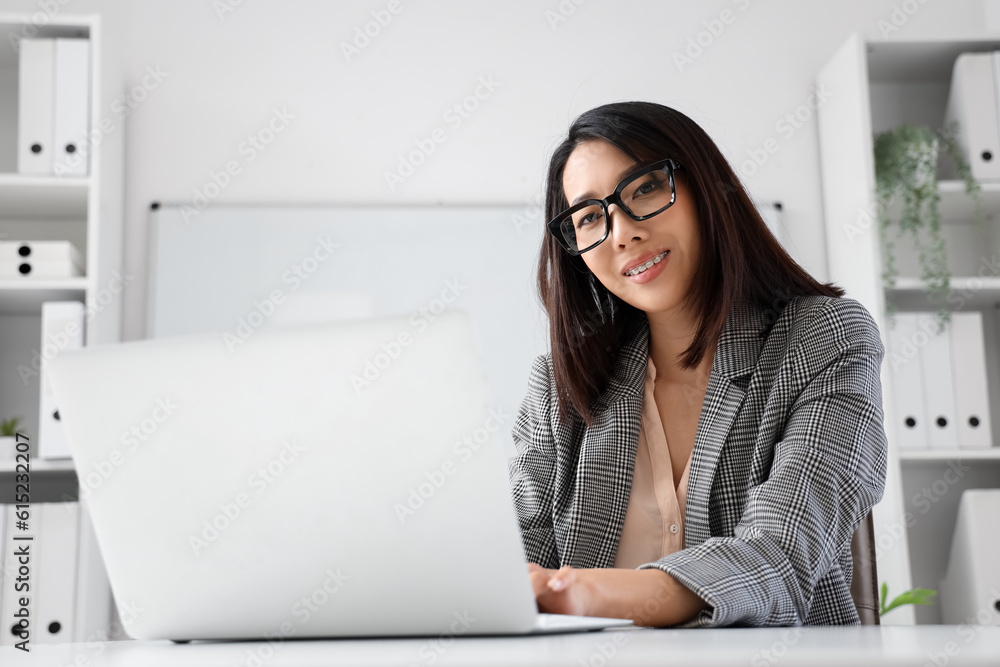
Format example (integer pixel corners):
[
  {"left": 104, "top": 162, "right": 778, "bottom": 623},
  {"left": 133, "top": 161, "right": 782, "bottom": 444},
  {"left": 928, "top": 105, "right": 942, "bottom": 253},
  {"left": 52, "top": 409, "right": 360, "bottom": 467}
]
[{"left": 646, "top": 309, "right": 717, "bottom": 388}]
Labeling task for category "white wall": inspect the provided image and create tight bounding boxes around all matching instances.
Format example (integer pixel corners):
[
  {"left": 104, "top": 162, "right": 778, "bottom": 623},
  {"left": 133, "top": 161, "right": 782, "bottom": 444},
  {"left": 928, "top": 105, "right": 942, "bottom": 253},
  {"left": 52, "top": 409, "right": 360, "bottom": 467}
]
[{"left": 2, "top": 0, "right": 996, "bottom": 343}]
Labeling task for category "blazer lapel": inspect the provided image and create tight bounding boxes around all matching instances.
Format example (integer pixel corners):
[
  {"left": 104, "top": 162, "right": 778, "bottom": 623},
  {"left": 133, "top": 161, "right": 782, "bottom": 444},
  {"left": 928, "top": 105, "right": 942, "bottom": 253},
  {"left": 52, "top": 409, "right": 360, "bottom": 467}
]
[
  {"left": 684, "top": 299, "right": 769, "bottom": 547},
  {"left": 563, "top": 318, "right": 649, "bottom": 569}
]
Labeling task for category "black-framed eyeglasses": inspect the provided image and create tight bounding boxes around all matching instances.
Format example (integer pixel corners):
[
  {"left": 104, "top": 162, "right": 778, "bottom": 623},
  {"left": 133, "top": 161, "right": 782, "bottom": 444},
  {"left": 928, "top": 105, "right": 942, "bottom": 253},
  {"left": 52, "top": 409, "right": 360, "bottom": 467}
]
[{"left": 547, "top": 158, "right": 682, "bottom": 255}]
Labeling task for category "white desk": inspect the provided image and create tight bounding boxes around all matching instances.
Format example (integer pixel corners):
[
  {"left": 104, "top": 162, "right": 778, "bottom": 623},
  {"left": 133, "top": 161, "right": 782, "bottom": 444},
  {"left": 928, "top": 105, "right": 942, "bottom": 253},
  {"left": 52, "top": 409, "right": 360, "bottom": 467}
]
[{"left": 2, "top": 626, "right": 999, "bottom": 666}]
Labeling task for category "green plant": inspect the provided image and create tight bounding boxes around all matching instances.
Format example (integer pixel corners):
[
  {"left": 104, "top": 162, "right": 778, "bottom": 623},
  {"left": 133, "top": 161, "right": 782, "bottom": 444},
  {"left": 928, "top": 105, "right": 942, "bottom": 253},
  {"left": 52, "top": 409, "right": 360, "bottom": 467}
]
[
  {"left": 1, "top": 416, "right": 23, "bottom": 437},
  {"left": 879, "top": 581, "right": 937, "bottom": 617},
  {"left": 873, "top": 122, "right": 985, "bottom": 331}
]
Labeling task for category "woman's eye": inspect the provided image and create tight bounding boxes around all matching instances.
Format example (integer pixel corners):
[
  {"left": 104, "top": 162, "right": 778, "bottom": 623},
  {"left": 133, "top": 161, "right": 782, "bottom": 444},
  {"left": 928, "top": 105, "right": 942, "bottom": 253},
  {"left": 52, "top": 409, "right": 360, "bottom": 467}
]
[
  {"left": 634, "top": 180, "right": 658, "bottom": 196},
  {"left": 577, "top": 211, "right": 602, "bottom": 228}
]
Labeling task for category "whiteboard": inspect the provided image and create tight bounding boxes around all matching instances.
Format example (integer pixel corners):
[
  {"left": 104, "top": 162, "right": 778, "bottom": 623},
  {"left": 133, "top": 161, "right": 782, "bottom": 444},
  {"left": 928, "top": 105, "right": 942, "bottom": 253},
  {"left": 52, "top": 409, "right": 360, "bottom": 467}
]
[{"left": 148, "top": 205, "right": 549, "bottom": 459}]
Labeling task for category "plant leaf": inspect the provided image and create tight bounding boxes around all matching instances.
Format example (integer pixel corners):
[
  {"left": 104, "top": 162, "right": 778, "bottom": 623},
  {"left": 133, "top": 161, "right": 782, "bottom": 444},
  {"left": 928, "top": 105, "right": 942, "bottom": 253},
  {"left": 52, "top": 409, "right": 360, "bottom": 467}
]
[{"left": 881, "top": 587, "right": 937, "bottom": 615}]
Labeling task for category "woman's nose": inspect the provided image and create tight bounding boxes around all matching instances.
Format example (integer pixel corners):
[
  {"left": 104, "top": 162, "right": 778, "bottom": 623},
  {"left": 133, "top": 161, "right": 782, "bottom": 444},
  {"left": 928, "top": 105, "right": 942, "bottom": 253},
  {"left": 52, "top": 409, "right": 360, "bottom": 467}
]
[{"left": 608, "top": 205, "right": 644, "bottom": 246}]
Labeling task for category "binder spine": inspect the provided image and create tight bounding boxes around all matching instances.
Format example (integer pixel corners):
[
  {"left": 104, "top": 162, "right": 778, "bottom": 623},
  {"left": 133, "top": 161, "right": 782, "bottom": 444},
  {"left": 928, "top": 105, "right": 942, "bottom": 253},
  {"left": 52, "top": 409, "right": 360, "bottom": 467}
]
[{"left": 17, "top": 38, "right": 55, "bottom": 175}]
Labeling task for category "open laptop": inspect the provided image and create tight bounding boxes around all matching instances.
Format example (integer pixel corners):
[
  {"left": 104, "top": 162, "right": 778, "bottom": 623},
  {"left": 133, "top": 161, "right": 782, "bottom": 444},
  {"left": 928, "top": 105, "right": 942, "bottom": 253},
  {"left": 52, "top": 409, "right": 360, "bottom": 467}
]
[{"left": 47, "top": 310, "right": 633, "bottom": 641}]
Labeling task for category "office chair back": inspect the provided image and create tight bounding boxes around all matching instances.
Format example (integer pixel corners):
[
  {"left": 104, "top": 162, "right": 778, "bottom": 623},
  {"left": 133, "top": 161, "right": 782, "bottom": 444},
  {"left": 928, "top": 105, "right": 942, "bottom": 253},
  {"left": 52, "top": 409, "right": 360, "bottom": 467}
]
[{"left": 849, "top": 511, "right": 880, "bottom": 625}]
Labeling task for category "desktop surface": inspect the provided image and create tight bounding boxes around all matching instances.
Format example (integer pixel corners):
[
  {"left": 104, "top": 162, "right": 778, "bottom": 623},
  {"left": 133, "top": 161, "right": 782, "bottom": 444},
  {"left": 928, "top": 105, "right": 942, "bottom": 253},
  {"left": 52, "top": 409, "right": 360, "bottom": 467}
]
[{"left": 3, "top": 625, "right": 999, "bottom": 666}]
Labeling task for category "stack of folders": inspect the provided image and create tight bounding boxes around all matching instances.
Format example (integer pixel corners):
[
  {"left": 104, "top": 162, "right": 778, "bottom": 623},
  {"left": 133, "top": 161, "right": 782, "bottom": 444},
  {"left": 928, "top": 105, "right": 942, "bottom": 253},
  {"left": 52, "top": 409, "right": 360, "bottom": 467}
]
[
  {"left": 17, "top": 38, "right": 90, "bottom": 177},
  {"left": 888, "top": 311, "right": 994, "bottom": 450},
  {"left": 0, "top": 241, "right": 84, "bottom": 279},
  {"left": 37, "top": 302, "right": 86, "bottom": 459},
  {"left": 0, "top": 501, "right": 82, "bottom": 645}
]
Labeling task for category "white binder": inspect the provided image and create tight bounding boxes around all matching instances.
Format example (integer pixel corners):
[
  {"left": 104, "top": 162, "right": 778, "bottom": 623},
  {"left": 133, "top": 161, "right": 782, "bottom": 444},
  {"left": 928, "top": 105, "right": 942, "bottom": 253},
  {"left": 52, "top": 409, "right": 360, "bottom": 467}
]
[
  {"left": 17, "top": 38, "right": 55, "bottom": 175},
  {"left": 950, "top": 311, "right": 993, "bottom": 449},
  {"left": 940, "top": 490, "right": 1000, "bottom": 625},
  {"left": 35, "top": 502, "right": 80, "bottom": 643},
  {"left": 944, "top": 51, "right": 1000, "bottom": 181},
  {"left": 887, "top": 313, "right": 928, "bottom": 450},
  {"left": 39, "top": 302, "right": 86, "bottom": 458},
  {"left": 53, "top": 39, "right": 91, "bottom": 178},
  {"left": 919, "top": 315, "right": 959, "bottom": 449}
]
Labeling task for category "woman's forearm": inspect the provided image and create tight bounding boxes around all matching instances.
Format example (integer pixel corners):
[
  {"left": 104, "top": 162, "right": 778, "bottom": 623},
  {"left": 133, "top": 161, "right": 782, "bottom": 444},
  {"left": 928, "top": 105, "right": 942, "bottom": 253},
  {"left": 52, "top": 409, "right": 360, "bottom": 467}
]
[{"left": 587, "top": 567, "right": 709, "bottom": 627}]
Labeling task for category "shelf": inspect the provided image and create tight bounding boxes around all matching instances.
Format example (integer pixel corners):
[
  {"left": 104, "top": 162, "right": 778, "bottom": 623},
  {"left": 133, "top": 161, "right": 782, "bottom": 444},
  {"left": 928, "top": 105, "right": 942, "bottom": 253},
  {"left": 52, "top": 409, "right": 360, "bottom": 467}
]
[
  {"left": 0, "top": 19, "right": 89, "bottom": 68},
  {"left": 868, "top": 39, "right": 1000, "bottom": 82},
  {"left": 0, "top": 173, "right": 89, "bottom": 219},
  {"left": 936, "top": 180, "right": 1000, "bottom": 221},
  {"left": 0, "top": 457, "right": 74, "bottom": 473},
  {"left": 883, "top": 180, "right": 1000, "bottom": 222},
  {"left": 899, "top": 449, "right": 1000, "bottom": 462},
  {"left": 821, "top": 35, "right": 1000, "bottom": 625},
  {"left": 0, "top": 278, "right": 88, "bottom": 314},
  {"left": 888, "top": 276, "right": 1000, "bottom": 309},
  {"left": 0, "top": 11, "right": 114, "bottom": 640}
]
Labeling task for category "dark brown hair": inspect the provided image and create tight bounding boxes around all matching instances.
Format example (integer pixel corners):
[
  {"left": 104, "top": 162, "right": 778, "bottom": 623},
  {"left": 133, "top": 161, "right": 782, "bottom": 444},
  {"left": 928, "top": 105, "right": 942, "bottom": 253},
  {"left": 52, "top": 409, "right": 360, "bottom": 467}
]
[{"left": 538, "top": 101, "right": 844, "bottom": 426}]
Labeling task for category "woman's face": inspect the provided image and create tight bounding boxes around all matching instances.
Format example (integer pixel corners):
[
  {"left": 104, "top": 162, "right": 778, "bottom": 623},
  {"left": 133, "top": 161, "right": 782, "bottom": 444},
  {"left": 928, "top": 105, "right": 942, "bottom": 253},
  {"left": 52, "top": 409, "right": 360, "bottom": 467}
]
[{"left": 561, "top": 139, "right": 701, "bottom": 320}]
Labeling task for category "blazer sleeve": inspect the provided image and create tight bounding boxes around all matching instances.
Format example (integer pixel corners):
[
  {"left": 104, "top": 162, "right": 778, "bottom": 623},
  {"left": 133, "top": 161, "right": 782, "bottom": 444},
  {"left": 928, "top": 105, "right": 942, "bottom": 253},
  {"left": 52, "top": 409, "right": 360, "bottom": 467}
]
[
  {"left": 506, "top": 353, "right": 560, "bottom": 569},
  {"left": 637, "top": 298, "right": 889, "bottom": 627}
]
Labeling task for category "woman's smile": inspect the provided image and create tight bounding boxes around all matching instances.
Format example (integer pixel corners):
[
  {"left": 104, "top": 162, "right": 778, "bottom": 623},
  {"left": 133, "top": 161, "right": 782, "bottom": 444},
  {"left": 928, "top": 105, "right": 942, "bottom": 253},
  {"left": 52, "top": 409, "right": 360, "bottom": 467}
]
[{"left": 623, "top": 249, "right": 670, "bottom": 281}]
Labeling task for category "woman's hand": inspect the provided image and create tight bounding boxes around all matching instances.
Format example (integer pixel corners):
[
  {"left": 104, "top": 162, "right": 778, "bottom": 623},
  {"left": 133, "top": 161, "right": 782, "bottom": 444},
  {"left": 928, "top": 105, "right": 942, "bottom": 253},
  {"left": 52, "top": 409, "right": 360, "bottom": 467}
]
[
  {"left": 526, "top": 563, "right": 710, "bottom": 626},
  {"left": 527, "top": 563, "right": 593, "bottom": 617}
]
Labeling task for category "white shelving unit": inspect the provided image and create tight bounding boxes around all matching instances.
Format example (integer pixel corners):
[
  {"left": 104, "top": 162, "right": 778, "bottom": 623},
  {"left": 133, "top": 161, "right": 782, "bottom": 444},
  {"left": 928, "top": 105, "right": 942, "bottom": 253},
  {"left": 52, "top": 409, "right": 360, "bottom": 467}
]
[
  {"left": 818, "top": 34, "right": 1000, "bottom": 625},
  {"left": 0, "top": 13, "right": 124, "bottom": 643}
]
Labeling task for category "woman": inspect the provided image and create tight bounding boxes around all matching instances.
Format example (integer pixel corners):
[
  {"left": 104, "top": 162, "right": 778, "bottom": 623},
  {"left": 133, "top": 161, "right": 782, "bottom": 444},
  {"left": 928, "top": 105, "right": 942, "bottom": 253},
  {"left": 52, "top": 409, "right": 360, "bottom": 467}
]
[{"left": 507, "top": 101, "right": 888, "bottom": 628}]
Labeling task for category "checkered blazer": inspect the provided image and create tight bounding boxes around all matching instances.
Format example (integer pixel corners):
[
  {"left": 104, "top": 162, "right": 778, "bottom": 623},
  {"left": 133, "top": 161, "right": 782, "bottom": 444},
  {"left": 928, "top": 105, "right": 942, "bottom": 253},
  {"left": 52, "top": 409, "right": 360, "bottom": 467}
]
[{"left": 507, "top": 295, "right": 888, "bottom": 627}]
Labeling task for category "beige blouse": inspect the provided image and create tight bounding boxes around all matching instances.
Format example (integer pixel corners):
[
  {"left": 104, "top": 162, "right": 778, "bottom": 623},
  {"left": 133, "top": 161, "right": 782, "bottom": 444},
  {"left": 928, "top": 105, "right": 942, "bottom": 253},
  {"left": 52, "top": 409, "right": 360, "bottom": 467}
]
[{"left": 613, "top": 355, "right": 693, "bottom": 569}]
